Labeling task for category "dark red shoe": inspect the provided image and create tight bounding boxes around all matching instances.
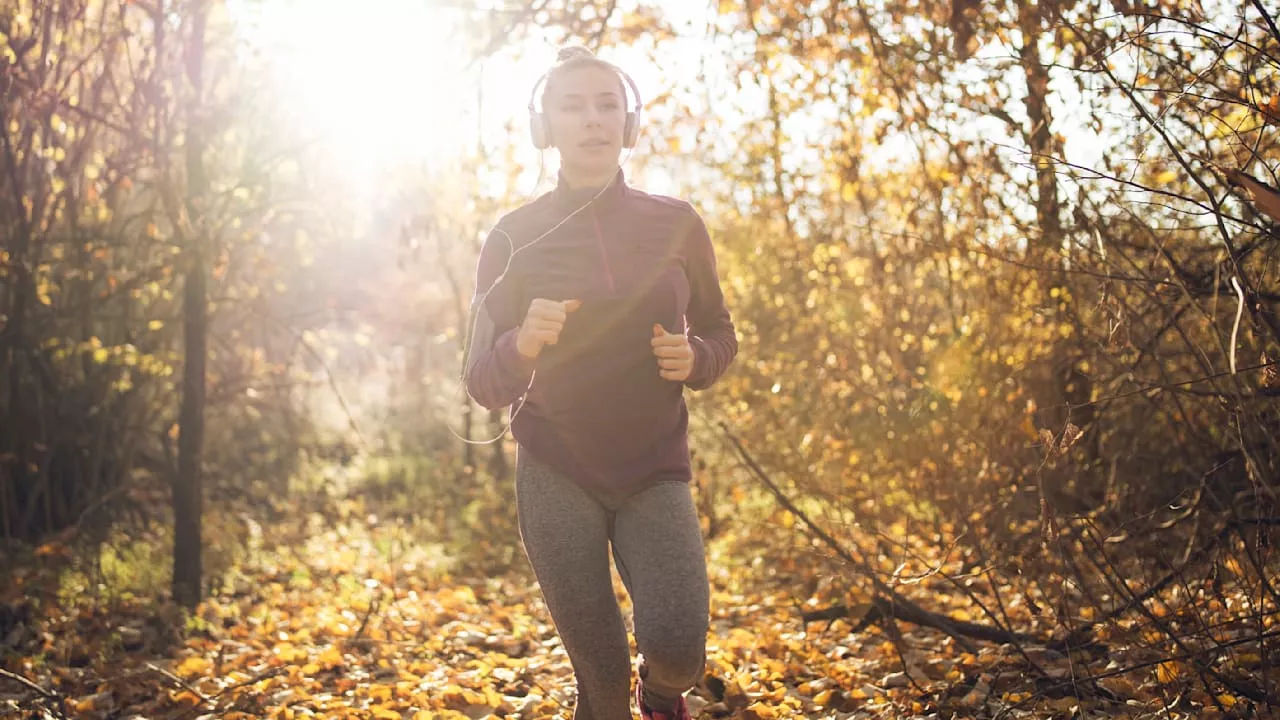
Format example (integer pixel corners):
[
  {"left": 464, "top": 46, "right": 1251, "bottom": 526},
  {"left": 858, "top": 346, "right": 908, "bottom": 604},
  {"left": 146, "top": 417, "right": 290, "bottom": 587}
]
[{"left": 635, "top": 679, "right": 692, "bottom": 720}]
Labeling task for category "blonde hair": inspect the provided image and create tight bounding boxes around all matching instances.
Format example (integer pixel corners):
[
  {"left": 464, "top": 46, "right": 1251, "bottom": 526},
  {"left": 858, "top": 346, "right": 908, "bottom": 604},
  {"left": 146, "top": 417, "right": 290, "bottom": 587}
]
[{"left": 540, "top": 45, "right": 629, "bottom": 107}]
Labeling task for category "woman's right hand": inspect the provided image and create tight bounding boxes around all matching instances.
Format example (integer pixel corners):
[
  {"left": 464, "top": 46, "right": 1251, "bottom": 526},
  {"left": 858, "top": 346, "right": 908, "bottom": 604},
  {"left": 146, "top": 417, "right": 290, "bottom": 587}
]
[{"left": 516, "top": 299, "right": 581, "bottom": 359}]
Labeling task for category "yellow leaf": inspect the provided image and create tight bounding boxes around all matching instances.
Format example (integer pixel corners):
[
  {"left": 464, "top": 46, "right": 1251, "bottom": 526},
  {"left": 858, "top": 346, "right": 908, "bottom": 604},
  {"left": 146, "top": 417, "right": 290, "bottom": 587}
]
[
  {"left": 71, "top": 693, "right": 103, "bottom": 713},
  {"left": 171, "top": 689, "right": 204, "bottom": 707},
  {"left": 318, "top": 645, "right": 344, "bottom": 669},
  {"left": 176, "top": 656, "right": 212, "bottom": 677},
  {"left": 1156, "top": 661, "right": 1180, "bottom": 684}
]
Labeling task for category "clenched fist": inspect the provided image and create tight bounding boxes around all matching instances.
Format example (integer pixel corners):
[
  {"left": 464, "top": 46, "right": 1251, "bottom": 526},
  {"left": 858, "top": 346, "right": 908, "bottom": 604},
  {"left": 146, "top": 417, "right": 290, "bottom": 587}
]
[
  {"left": 516, "top": 298, "right": 581, "bottom": 359},
  {"left": 652, "top": 324, "right": 695, "bottom": 382}
]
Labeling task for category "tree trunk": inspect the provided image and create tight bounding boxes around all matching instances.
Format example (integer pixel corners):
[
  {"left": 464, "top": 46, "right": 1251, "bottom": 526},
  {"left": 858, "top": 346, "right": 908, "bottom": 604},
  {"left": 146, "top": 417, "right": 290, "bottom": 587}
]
[
  {"left": 0, "top": 37, "right": 37, "bottom": 542},
  {"left": 1018, "top": 0, "right": 1062, "bottom": 267},
  {"left": 173, "top": 2, "right": 209, "bottom": 610},
  {"left": 1018, "top": 0, "right": 1098, "bottom": 496}
]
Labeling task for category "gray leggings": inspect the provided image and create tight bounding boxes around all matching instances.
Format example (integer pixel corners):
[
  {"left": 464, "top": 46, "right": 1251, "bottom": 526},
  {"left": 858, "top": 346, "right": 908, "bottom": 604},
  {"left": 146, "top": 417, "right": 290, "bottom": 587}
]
[{"left": 516, "top": 448, "right": 710, "bottom": 720}]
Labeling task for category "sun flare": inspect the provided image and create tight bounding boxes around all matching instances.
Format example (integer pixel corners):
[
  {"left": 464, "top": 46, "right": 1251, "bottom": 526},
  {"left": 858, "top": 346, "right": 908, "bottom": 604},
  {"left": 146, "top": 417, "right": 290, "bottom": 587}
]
[
  {"left": 234, "top": 0, "right": 705, "bottom": 206},
  {"left": 238, "top": 0, "right": 531, "bottom": 194}
]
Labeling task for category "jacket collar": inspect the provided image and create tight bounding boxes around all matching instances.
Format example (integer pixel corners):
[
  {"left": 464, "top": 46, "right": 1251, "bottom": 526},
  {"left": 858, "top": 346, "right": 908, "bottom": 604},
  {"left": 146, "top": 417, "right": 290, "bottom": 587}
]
[{"left": 549, "top": 167, "right": 628, "bottom": 211}]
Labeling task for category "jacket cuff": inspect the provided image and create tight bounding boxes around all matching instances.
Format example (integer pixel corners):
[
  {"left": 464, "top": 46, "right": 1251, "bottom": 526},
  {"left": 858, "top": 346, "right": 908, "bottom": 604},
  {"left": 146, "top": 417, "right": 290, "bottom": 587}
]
[
  {"left": 495, "top": 328, "right": 537, "bottom": 390},
  {"left": 685, "top": 335, "right": 711, "bottom": 390}
]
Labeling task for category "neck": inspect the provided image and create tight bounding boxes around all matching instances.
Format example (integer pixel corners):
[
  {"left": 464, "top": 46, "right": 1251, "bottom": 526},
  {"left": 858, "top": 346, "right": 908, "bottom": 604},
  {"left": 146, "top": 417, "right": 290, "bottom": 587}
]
[{"left": 561, "top": 165, "right": 618, "bottom": 191}]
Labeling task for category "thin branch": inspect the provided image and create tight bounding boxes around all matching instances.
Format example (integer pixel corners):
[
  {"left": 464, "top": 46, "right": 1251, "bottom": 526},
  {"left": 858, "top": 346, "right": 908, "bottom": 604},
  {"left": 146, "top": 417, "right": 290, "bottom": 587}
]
[
  {"left": 1062, "top": 11, "right": 1280, "bottom": 346},
  {"left": 589, "top": 0, "right": 619, "bottom": 49},
  {"left": 717, "top": 420, "right": 1051, "bottom": 651},
  {"left": 461, "top": 0, "right": 551, "bottom": 73},
  {"left": 1054, "top": 517, "right": 1280, "bottom": 650},
  {"left": 0, "top": 668, "right": 58, "bottom": 699},
  {"left": 0, "top": 668, "right": 67, "bottom": 718},
  {"left": 146, "top": 662, "right": 212, "bottom": 705},
  {"left": 1077, "top": 360, "right": 1278, "bottom": 409},
  {"left": 1250, "top": 0, "right": 1280, "bottom": 48}
]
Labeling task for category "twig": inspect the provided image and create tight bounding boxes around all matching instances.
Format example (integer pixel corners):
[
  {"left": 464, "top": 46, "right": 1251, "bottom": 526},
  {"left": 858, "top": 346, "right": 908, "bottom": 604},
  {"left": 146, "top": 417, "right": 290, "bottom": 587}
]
[
  {"left": 256, "top": 312, "right": 368, "bottom": 451},
  {"left": 146, "top": 662, "right": 212, "bottom": 705},
  {"left": 171, "top": 665, "right": 287, "bottom": 720},
  {"left": 717, "top": 420, "right": 1051, "bottom": 651},
  {"left": 588, "top": 0, "right": 619, "bottom": 50},
  {"left": 353, "top": 590, "right": 382, "bottom": 642},
  {"left": 0, "top": 668, "right": 67, "bottom": 718},
  {"left": 460, "top": 0, "right": 551, "bottom": 73},
  {"left": 1054, "top": 517, "right": 1280, "bottom": 650},
  {"left": 0, "top": 668, "right": 58, "bottom": 698},
  {"left": 1251, "top": 0, "right": 1280, "bottom": 48},
  {"left": 1048, "top": 628, "right": 1280, "bottom": 698},
  {"left": 1076, "top": 360, "right": 1277, "bottom": 408}
]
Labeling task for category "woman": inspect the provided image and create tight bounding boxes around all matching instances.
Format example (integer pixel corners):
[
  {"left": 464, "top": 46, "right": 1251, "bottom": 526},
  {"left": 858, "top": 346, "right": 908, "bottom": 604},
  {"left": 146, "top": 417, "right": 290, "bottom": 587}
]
[{"left": 464, "top": 45, "right": 738, "bottom": 720}]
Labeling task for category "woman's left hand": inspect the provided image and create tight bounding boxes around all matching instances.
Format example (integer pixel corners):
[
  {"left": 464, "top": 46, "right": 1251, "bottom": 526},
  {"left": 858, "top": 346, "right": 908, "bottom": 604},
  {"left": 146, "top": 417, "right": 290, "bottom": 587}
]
[{"left": 652, "top": 324, "right": 695, "bottom": 382}]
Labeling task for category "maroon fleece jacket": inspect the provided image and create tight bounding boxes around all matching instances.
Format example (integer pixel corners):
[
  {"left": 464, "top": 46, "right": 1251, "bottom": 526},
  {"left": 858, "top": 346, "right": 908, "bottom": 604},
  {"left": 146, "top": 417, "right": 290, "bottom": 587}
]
[{"left": 464, "top": 170, "right": 738, "bottom": 502}]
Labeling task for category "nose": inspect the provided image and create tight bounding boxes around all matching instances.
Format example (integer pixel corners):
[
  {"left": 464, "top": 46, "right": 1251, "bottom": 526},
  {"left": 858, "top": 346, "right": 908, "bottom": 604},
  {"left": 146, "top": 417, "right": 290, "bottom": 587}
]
[{"left": 583, "top": 104, "right": 602, "bottom": 127}]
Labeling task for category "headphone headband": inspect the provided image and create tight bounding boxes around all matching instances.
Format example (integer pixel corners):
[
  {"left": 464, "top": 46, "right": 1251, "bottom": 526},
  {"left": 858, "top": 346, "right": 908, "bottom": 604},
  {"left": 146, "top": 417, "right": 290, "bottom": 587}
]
[
  {"left": 526, "top": 62, "right": 644, "bottom": 114},
  {"left": 527, "top": 59, "right": 643, "bottom": 150}
]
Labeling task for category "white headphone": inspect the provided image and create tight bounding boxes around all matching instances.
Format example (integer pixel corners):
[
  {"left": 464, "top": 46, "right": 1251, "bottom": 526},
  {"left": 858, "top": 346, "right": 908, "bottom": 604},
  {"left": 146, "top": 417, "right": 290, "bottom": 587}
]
[{"left": 527, "top": 62, "right": 643, "bottom": 150}]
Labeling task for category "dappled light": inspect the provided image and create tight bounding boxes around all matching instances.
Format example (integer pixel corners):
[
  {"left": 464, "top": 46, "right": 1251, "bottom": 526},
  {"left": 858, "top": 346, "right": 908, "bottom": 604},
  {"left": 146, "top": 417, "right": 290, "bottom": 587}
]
[{"left": 2, "top": 0, "right": 1280, "bottom": 718}]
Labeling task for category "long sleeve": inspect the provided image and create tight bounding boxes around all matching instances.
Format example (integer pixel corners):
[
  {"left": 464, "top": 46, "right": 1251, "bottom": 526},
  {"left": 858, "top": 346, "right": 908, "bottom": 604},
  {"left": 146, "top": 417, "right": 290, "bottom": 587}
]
[
  {"left": 680, "top": 210, "right": 738, "bottom": 391},
  {"left": 463, "top": 226, "right": 536, "bottom": 409}
]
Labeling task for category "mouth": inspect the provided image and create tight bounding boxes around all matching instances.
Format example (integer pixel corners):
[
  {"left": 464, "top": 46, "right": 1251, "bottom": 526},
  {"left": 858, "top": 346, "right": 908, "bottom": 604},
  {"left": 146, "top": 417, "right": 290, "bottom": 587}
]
[{"left": 579, "top": 139, "right": 611, "bottom": 149}]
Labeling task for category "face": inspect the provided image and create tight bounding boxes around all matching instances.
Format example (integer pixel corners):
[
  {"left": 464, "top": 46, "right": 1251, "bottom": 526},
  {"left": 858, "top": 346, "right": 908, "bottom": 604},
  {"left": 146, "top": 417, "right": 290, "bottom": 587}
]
[{"left": 545, "top": 65, "right": 627, "bottom": 177}]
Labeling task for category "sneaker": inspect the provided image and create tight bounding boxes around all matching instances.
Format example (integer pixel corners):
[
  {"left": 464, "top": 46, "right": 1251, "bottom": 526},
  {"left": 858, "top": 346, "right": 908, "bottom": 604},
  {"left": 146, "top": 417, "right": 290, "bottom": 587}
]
[{"left": 635, "top": 678, "right": 692, "bottom": 720}]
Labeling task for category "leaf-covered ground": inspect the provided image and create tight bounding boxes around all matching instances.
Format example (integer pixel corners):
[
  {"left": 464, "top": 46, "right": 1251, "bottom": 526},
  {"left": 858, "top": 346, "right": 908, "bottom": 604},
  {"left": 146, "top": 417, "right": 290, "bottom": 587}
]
[{"left": 0, "top": 497, "right": 1266, "bottom": 719}]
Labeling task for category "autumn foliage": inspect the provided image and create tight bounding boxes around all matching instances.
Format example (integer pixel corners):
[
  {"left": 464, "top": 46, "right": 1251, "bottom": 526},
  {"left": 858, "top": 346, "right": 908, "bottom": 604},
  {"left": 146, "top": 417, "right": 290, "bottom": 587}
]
[{"left": 3, "top": 0, "right": 1280, "bottom": 718}]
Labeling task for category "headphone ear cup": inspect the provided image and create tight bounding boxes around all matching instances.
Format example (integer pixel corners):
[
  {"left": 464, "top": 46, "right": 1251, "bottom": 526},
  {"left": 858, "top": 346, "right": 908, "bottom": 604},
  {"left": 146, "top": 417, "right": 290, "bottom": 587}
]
[
  {"left": 623, "top": 110, "right": 639, "bottom": 148},
  {"left": 530, "top": 111, "right": 551, "bottom": 149}
]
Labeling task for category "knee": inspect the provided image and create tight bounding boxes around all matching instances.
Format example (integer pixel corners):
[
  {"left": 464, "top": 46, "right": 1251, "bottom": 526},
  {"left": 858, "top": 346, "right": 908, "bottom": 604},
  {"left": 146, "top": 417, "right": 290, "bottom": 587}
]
[{"left": 640, "top": 635, "right": 706, "bottom": 691}]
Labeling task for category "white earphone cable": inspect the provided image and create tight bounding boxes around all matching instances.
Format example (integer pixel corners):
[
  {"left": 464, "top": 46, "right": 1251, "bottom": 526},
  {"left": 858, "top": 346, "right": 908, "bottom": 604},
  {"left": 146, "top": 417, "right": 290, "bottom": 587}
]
[{"left": 449, "top": 146, "right": 637, "bottom": 446}]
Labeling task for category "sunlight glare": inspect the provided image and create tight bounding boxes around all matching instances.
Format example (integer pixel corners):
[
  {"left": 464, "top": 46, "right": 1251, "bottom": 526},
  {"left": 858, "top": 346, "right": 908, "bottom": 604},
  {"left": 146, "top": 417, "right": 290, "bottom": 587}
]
[{"left": 241, "top": 0, "right": 479, "bottom": 199}]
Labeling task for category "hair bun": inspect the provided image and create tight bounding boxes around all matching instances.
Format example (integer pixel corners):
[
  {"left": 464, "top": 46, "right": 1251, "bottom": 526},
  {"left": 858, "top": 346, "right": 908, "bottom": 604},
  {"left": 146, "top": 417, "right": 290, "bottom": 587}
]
[{"left": 556, "top": 45, "right": 595, "bottom": 62}]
